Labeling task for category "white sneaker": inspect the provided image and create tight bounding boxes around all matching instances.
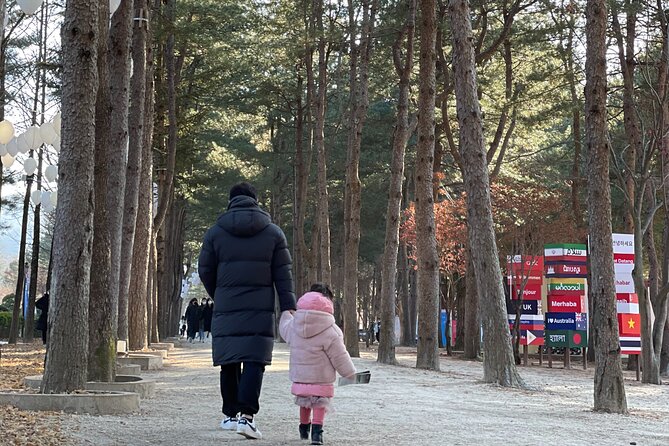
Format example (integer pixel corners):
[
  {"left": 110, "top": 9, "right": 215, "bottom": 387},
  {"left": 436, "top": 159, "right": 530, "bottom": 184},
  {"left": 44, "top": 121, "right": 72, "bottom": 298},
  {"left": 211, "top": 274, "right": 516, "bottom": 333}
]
[
  {"left": 220, "top": 415, "right": 238, "bottom": 431},
  {"left": 237, "top": 416, "right": 262, "bottom": 440}
]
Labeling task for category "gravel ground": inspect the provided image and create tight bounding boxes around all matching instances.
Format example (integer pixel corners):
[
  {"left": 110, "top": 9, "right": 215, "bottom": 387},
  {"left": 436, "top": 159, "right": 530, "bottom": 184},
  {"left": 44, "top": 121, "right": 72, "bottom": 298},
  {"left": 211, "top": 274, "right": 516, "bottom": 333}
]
[{"left": 59, "top": 341, "right": 669, "bottom": 446}]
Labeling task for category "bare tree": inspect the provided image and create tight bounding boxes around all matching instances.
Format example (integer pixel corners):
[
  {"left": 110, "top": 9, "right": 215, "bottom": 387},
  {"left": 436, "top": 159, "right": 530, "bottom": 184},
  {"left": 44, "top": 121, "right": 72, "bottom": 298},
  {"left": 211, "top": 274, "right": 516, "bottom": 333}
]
[
  {"left": 378, "top": 0, "right": 416, "bottom": 366},
  {"left": 42, "top": 0, "right": 99, "bottom": 393},
  {"left": 585, "top": 0, "right": 627, "bottom": 413},
  {"left": 449, "top": 0, "right": 524, "bottom": 387},
  {"left": 415, "top": 0, "right": 440, "bottom": 371}
]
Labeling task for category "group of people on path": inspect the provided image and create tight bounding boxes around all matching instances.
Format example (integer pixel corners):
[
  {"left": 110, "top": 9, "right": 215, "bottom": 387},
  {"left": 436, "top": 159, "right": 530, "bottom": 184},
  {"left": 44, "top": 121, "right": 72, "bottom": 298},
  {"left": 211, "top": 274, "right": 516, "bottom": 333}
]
[
  {"left": 197, "top": 182, "right": 356, "bottom": 445},
  {"left": 182, "top": 298, "right": 213, "bottom": 342}
]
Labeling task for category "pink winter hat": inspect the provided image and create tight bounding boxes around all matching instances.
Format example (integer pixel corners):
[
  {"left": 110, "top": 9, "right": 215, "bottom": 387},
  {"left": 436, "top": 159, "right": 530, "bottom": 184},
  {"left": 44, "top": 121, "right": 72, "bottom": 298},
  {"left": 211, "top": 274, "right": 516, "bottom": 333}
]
[{"left": 297, "top": 291, "right": 334, "bottom": 314}]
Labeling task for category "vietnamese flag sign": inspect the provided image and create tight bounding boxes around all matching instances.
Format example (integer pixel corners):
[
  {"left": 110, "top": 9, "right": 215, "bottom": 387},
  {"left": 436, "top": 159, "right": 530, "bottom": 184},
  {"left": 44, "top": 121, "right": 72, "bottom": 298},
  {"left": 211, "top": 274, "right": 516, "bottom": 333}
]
[{"left": 618, "top": 313, "right": 641, "bottom": 336}]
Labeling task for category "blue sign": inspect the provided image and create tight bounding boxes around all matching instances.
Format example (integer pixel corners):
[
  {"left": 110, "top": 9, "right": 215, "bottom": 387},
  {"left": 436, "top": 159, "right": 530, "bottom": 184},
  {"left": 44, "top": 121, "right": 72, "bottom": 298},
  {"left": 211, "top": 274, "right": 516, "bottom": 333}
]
[
  {"left": 439, "top": 310, "right": 448, "bottom": 348},
  {"left": 545, "top": 312, "right": 587, "bottom": 331},
  {"left": 506, "top": 300, "right": 541, "bottom": 315}
]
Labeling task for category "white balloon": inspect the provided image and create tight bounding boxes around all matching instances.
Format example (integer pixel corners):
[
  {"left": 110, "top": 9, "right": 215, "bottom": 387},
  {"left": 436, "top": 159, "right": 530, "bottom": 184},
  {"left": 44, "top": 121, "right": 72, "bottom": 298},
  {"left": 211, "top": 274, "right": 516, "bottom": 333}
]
[
  {"left": 39, "top": 122, "right": 58, "bottom": 145},
  {"left": 44, "top": 164, "right": 58, "bottom": 182},
  {"left": 0, "top": 145, "right": 6, "bottom": 156},
  {"left": 52, "top": 137, "right": 60, "bottom": 153},
  {"left": 1, "top": 154, "right": 14, "bottom": 168},
  {"left": 16, "top": 134, "right": 30, "bottom": 154},
  {"left": 41, "top": 190, "right": 50, "bottom": 206},
  {"left": 17, "top": 0, "right": 43, "bottom": 15},
  {"left": 24, "top": 126, "right": 43, "bottom": 149},
  {"left": 42, "top": 199, "right": 53, "bottom": 212},
  {"left": 110, "top": 0, "right": 121, "bottom": 14},
  {"left": 0, "top": 120, "right": 14, "bottom": 144},
  {"left": 24, "top": 157, "right": 37, "bottom": 175},
  {"left": 52, "top": 113, "right": 61, "bottom": 137},
  {"left": 31, "top": 189, "right": 42, "bottom": 205},
  {"left": 50, "top": 190, "right": 57, "bottom": 207},
  {"left": 7, "top": 138, "right": 19, "bottom": 156}
]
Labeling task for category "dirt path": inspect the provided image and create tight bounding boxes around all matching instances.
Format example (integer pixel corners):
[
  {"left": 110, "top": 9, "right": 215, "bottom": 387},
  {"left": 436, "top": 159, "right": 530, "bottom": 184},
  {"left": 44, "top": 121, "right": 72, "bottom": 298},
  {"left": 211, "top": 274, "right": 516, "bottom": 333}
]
[{"left": 63, "top": 342, "right": 669, "bottom": 445}]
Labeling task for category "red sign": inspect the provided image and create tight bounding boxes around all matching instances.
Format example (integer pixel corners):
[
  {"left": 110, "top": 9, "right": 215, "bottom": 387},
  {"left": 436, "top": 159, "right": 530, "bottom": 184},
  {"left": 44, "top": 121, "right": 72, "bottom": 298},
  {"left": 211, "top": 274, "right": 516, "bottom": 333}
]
[
  {"left": 509, "top": 274, "right": 543, "bottom": 285},
  {"left": 616, "top": 293, "right": 638, "bottom": 304},
  {"left": 548, "top": 295, "right": 586, "bottom": 313},
  {"left": 510, "top": 283, "right": 542, "bottom": 300},
  {"left": 613, "top": 253, "right": 635, "bottom": 264},
  {"left": 618, "top": 313, "right": 641, "bottom": 336},
  {"left": 508, "top": 256, "right": 544, "bottom": 285},
  {"left": 519, "top": 330, "right": 544, "bottom": 346},
  {"left": 547, "top": 289, "right": 585, "bottom": 298},
  {"left": 545, "top": 263, "right": 587, "bottom": 276}
]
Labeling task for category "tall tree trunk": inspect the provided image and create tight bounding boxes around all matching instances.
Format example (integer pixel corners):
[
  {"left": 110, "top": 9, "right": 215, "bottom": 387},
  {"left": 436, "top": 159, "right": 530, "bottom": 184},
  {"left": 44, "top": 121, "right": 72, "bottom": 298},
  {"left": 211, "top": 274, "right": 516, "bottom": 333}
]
[
  {"left": 463, "top": 250, "right": 480, "bottom": 358},
  {"left": 449, "top": 0, "right": 523, "bottom": 387},
  {"left": 88, "top": 0, "right": 116, "bottom": 383},
  {"left": 293, "top": 66, "right": 308, "bottom": 296},
  {"left": 585, "top": 0, "right": 627, "bottom": 413},
  {"left": 106, "top": 0, "right": 133, "bottom": 345},
  {"left": 414, "top": 0, "right": 440, "bottom": 371},
  {"left": 399, "top": 240, "right": 414, "bottom": 346},
  {"left": 118, "top": 0, "right": 148, "bottom": 341},
  {"left": 378, "top": 0, "right": 415, "bottom": 365},
  {"left": 42, "top": 0, "right": 99, "bottom": 393}
]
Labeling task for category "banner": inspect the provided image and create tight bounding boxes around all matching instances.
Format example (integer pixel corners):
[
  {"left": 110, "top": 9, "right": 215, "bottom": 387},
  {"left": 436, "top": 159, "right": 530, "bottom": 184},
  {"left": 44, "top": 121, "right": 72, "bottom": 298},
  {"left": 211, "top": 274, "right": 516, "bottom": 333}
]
[
  {"left": 548, "top": 295, "right": 587, "bottom": 313},
  {"left": 545, "top": 312, "right": 588, "bottom": 331}
]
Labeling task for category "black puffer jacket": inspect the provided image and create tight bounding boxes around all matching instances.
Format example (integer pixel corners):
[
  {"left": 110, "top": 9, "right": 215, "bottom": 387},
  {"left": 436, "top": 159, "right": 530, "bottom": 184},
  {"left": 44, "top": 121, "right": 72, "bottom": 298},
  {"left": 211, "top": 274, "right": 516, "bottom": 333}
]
[{"left": 198, "top": 195, "right": 296, "bottom": 365}]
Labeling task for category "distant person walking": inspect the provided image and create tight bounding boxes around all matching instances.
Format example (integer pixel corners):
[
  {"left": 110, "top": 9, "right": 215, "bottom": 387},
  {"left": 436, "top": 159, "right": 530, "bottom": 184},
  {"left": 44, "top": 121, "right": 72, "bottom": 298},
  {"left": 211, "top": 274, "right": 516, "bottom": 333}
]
[
  {"left": 35, "top": 292, "right": 49, "bottom": 345},
  {"left": 198, "top": 182, "right": 296, "bottom": 440},
  {"left": 202, "top": 299, "right": 213, "bottom": 339},
  {"left": 280, "top": 283, "right": 356, "bottom": 445},
  {"left": 184, "top": 298, "right": 201, "bottom": 343}
]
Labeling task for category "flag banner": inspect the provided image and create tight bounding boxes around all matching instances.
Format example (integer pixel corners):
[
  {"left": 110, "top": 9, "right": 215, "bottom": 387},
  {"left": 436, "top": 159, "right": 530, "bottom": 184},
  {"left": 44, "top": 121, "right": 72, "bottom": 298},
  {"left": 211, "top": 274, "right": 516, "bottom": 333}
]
[
  {"left": 619, "top": 336, "right": 641, "bottom": 354},
  {"left": 548, "top": 295, "right": 587, "bottom": 313},
  {"left": 616, "top": 302, "right": 640, "bottom": 314},
  {"left": 509, "top": 322, "right": 545, "bottom": 331},
  {"left": 618, "top": 313, "right": 641, "bottom": 336},
  {"left": 547, "top": 289, "right": 586, "bottom": 297},
  {"left": 545, "top": 329, "right": 587, "bottom": 348},
  {"left": 506, "top": 300, "right": 542, "bottom": 315},
  {"left": 612, "top": 233, "right": 634, "bottom": 254},
  {"left": 545, "top": 263, "right": 588, "bottom": 277},
  {"left": 510, "top": 283, "right": 542, "bottom": 300},
  {"left": 616, "top": 293, "right": 638, "bottom": 304},
  {"left": 544, "top": 244, "right": 587, "bottom": 264},
  {"left": 545, "top": 312, "right": 588, "bottom": 331},
  {"left": 511, "top": 329, "right": 544, "bottom": 346},
  {"left": 547, "top": 281, "right": 586, "bottom": 292},
  {"left": 508, "top": 273, "right": 544, "bottom": 285}
]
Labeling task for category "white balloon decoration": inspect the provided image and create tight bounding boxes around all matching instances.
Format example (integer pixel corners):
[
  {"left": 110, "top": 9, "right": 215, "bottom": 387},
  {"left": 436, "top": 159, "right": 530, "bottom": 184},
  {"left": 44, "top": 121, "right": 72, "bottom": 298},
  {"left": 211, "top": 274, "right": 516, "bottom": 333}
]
[
  {"left": 0, "top": 145, "right": 6, "bottom": 157},
  {"left": 45, "top": 164, "right": 58, "bottom": 182},
  {"left": 50, "top": 190, "right": 57, "bottom": 207},
  {"left": 52, "top": 137, "right": 60, "bottom": 153},
  {"left": 41, "top": 190, "right": 50, "bottom": 206},
  {"left": 110, "top": 0, "right": 121, "bottom": 14},
  {"left": 31, "top": 190, "right": 42, "bottom": 206},
  {"left": 24, "top": 126, "right": 43, "bottom": 149},
  {"left": 1, "top": 154, "right": 14, "bottom": 168},
  {"left": 42, "top": 199, "right": 53, "bottom": 212},
  {"left": 24, "top": 157, "right": 37, "bottom": 175},
  {"left": 0, "top": 120, "right": 14, "bottom": 144},
  {"left": 39, "top": 122, "right": 58, "bottom": 145},
  {"left": 52, "top": 113, "right": 61, "bottom": 137},
  {"left": 17, "top": 0, "right": 43, "bottom": 15},
  {"left": 16, "top": 134, "right": 30, "bottom": 154},
  {"left": 7, "top": 138, "right": 19, "bottom": 156}
]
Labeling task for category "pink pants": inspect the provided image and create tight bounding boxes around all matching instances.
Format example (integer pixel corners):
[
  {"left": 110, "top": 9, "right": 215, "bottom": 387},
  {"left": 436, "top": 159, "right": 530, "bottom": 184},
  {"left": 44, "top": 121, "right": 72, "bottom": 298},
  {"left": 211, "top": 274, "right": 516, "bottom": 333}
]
[{"left": 300, "top": 406, "right": 325, "bottom": 425}]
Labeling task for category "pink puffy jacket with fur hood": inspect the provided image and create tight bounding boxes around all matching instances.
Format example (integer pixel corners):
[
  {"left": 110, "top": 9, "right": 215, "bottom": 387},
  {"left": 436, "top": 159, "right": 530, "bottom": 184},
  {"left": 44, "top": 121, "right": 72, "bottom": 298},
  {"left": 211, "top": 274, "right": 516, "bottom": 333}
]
[{"left": 279, "top": 292, "right": 356, "bottom": 397}]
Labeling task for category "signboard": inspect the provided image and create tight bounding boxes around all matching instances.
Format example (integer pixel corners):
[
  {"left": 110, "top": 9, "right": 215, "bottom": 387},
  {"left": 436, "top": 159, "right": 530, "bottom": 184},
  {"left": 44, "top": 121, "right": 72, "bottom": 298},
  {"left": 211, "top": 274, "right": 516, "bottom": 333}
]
[
  {"left": 547, "top": 281, "right": 586, "bottom": 292},
  {"left": 545, "top": 312, "right": 588, "bottom": 331},
  {"left": 544, "top": 243, "right": 588, "bottom": 263},
  {"left": 612, "top": 234, "right": 634, "bottom": 254},
  {"left": 545, "top": 263, "right": 587, "bottom": 277},
  {"left": 510, "top": 283, "right": 542, "bottom": 300},
  {"left": 620, "top": 336, "right": 641, "bottom": 354},
  {"left": 507, "top": 256, "right": 544, "bottom": 284},
  {"left": 545, "top": 329, "right": 587, "bottom": 348},
  {"left": 508, "top": 314, "right": 544, "bottom": 330},
  {"left": 614, "top": 275, "right": 635, "bottom": 294},
  {"left": 618, "top": 313, "right": 641, "bottom": 336},
  {"left": 548, "top": 295, "right": 587, "bottom": 313},
  {"left": 518, "top": 329, "right": 545, "bottom": 346},
  {"left": 506, "top": 300, "right": 541, "bottom": 315}
]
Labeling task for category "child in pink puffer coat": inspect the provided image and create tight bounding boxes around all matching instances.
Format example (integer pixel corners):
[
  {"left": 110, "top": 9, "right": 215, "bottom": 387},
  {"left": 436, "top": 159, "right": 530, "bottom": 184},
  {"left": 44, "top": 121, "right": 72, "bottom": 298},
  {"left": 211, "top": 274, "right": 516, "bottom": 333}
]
[{"left": 279, "top": 283, "right": 356, "bottom": 445}]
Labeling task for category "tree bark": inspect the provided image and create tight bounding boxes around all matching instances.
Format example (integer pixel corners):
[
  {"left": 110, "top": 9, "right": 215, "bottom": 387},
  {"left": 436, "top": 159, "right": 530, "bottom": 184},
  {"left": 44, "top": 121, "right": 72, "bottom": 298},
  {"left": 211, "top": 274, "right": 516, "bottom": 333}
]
[
  {"left": 42, "top": 0, "right": 99, "bottom": 393},
  {"left": 88, "top": 0, "right": 116, "bottom": 383},
  {"left": 463, "top": 249, "right": 480, "bottom": 358},
  {"left": 118, "top": 0, "right": 148, "bottom": 341},
  {"left": 449, "top": 0, "right": 523, "bottom": 387},
  {"left": 585, "top": 0, "right": 627, "bottom": 413},
  {"left": 378, "top": 0, "right": 415, "bottom": 365},
  {"left": 414, "top": 0, "right": 440, "bottom": 371}
]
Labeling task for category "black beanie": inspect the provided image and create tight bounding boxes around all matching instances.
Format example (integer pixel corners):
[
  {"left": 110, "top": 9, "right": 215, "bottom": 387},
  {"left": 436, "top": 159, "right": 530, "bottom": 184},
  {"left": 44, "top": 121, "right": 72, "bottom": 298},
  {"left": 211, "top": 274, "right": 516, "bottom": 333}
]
[{"left": 229, "top": 182, "right": 257, "bottom": 200}]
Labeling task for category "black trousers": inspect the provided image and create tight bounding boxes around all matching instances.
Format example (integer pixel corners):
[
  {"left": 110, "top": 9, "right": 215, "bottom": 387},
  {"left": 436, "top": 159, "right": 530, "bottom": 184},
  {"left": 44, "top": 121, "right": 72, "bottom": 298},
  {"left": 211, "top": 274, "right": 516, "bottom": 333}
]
[{"left": 220, "top": 362, "right": 265, "bottom": 417}]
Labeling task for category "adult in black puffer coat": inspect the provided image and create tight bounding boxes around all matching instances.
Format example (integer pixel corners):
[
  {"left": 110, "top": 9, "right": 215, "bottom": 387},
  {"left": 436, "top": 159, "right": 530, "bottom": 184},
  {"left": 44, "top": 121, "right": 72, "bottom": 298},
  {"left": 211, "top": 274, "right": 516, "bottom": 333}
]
[
  {"left": 184, "top": 298, "right": 201, "bottom": 342},
  {"left": 198, "top": 182, "right": 296, "bottom": 435}
]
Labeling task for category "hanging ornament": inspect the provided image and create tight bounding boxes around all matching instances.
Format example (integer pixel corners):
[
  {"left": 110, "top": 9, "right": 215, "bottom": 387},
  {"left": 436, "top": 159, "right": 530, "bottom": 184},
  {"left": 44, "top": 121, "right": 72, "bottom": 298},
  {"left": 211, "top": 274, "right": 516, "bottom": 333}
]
[
  {"left": 24, "top": 157, "right": 37, "bottom": 175},
  {"left": 31, "top": 189, "right": 42, "bottom": 205},
  {"left": 1, "top": 154, "right": 14, "bottom": 168},
  {"left": 50, "top": 190, "right": 57, "bottom": 207},
  {"left": 0, "top": 145, "right": 6, "bottom": 157},
  {"left": 16, "top": 134, "right": 30, "bottom": 154},
  {"left": 44, "top": 164, "right": 58, "bottom": 182},
  {"left": 7, "top": 138, "right": 19, "bottom": 156},
  {"left": 39, "top": 122, "right": 58, "bottom": 145},
  {"left": 52, "top": 137, "right": 60, "bottom": 153},
  {"left": 41, "top": 190, "right": 50, "bottom": 206},
  {"left": 24, "top": 126, "right": 43, "bottom": 149},
  {"left": 0, "top": 120, "right": 14, "bottom": 144},
  {"left": 110, "top": 0, "right": 121, "bottom": 14},
  {"left": 16, "top": 0, "right": 43, "bottom": 15},
  {"left": 52, "top": 113, "right": 61, "bottom": 137}
]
